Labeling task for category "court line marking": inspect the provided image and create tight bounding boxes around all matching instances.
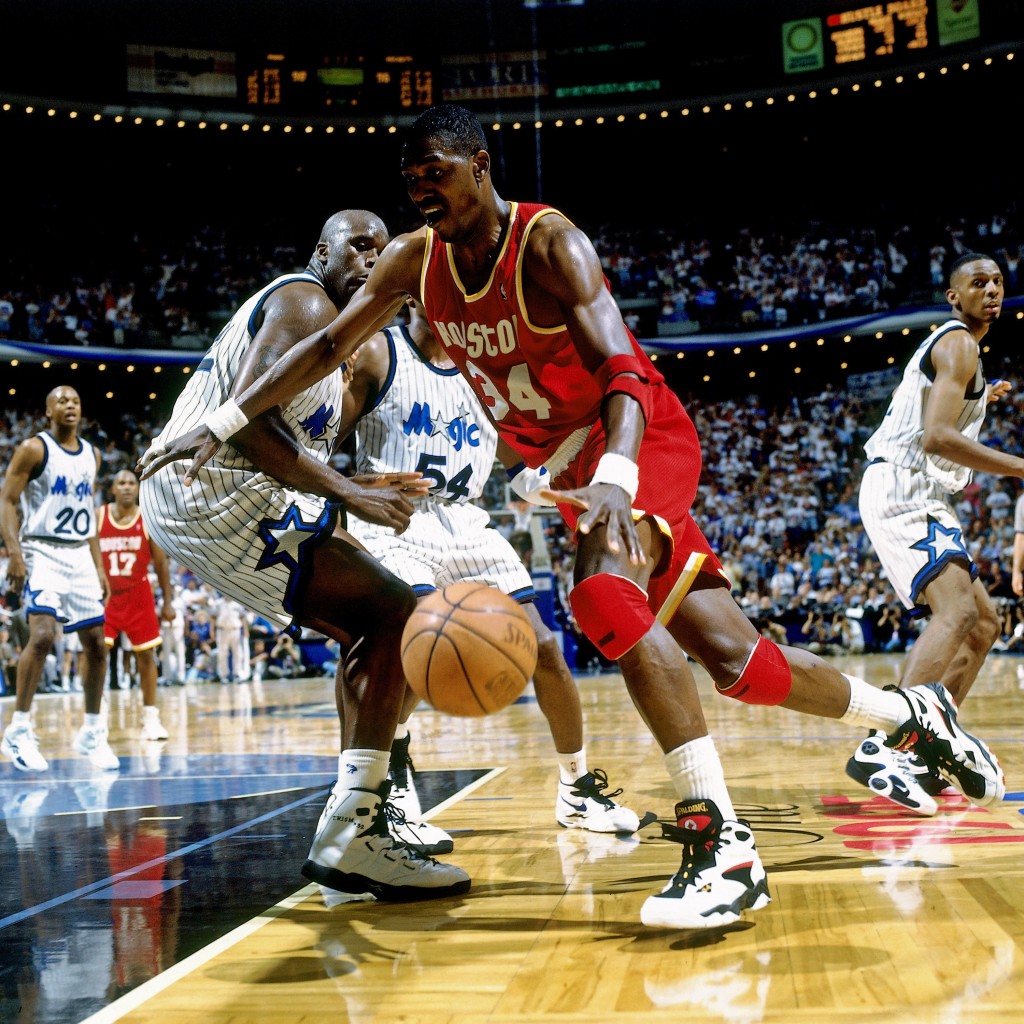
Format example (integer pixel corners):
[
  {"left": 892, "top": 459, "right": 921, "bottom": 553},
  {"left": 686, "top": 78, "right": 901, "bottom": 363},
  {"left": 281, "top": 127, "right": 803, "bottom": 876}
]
[
  {"left": 77, "top": 881, "right": 320, "bottom": 1024},
  {"left": 0, "top": 788, "right": 329, "bottom": 930},
  {"left": 77, "top": 767, "right": 504, "bottom": 1022}
]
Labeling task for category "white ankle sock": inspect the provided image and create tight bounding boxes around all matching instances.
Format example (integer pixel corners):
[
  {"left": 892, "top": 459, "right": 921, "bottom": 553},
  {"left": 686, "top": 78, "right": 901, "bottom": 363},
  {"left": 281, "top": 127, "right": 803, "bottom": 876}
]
[
  {"left": 664, "top": 735, "right": 737, "bottom": 821},
  {"left": 337, "top": 749, "right": 390, "bottom": 792},
  {"left": 840, "top": 676, "right": 906, "bottom": 732},
  {"left": 557, "top": 748, "right": 587, "bottom": 784}
]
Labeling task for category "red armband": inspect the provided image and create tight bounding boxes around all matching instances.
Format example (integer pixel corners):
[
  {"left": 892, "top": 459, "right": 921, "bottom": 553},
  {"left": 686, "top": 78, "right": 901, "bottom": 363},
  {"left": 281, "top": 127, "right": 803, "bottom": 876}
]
[
  {"left": 595, "top": 354, "right": 654, "bottom": 424},
  {"left": 604, "top": 374, "right": 653, "bottom": 426},
  {"left": 595, "top": 353, "right": 649, "bottom": 391}
]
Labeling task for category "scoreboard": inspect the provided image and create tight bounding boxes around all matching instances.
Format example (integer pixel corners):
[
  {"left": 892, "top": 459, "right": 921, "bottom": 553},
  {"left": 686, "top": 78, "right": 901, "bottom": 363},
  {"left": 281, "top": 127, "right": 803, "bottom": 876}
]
[{"left": 783, "top": 0, "right": 982, "bottom": 76}]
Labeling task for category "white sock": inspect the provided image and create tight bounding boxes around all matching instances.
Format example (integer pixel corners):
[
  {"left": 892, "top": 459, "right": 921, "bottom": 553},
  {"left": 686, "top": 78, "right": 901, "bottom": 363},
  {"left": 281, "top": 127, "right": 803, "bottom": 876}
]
[
  {"left": 839, "top": 676, "right": 906, "bottom": 732},
  {"left": 664, "top": 735, "right": 737, "bottom": 820},
  {"left": 11, "top": 710, "right": 31, "bottom": 729},
  {"left": 84, "top": 712, "right": 103, "bottom": 729},
  {"left": 336, "top": 749, "right": 390, "bottom": 792},
  {"left": 144, "top": 705, "right": 161, "bottom": 719},
  {"left": 557, "top": 748, "right": 587, "bottom": 784}
]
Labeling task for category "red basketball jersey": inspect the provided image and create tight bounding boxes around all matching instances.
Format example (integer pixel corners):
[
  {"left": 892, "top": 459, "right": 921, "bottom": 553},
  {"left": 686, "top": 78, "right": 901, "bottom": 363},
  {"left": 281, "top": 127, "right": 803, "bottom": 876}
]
[
  {"left": 420, "top": 201, "right": 663, "bottom": 467},
  {"left": 97, "top": 503, "right": 154, "bottom": 595}
]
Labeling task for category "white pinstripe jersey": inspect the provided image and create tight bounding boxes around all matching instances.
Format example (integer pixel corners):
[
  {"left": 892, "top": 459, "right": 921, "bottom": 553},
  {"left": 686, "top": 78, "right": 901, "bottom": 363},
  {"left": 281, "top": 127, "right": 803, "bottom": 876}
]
[
  {"left": 20, "top": 432, "right": 98, "bottom": 545},
  {"left": 863, "top": 319, "right": 986, "bottom": 494},
  {"left": 346, "top": 324, "right": 533, "bottom": 600},
  {"left": 140, "top": 272, "right": 345, "bottom": 627},
  {"left": 353, "top": 323, "right": 496, "bottom": 502},
  {"left": 151, "top": 272, "right": 343, "bottom": 471}
]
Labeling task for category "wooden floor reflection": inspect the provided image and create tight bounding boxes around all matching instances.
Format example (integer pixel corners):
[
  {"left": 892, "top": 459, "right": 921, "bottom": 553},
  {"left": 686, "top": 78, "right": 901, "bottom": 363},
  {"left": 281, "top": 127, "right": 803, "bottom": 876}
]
[{"left": 1, "top": 653, "right": 1022, "bottom": 1024}]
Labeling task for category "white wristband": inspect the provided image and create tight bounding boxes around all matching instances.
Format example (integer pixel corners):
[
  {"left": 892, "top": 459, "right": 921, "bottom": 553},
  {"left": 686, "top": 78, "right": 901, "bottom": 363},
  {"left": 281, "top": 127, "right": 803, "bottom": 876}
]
[
  {"left": 591, "top": 453, "right": 639, "bottom": 502},
  {"left": 206, "top": 398, "right": 249, "bottom": 442},
  {"left": 508, "top": 463, "right": 556, "bottom": 506}
]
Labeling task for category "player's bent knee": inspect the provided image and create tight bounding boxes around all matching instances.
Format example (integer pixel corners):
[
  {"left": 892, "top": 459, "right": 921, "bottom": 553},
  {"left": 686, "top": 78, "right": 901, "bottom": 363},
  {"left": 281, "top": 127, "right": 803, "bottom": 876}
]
[
  {"left": 569, "top": 573, "right": 654, "bottom": 661},
  {"left": 715, "top": 635, "right": 792, "bottom": 705}
]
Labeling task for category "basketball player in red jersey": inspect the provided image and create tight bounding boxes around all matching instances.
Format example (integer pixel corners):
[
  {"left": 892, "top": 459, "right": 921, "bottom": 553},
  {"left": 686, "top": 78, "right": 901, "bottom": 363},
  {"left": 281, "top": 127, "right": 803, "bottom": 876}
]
[
  {"left": 144, "top": 104, "right": 1003, "bottom": 930},
  {"left": 97, "top": 470, "right": 176, "bottom": 741}
]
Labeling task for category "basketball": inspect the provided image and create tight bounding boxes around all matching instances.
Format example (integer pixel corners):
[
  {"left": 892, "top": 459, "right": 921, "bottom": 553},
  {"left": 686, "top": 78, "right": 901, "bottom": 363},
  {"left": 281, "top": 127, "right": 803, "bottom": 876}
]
[{"left": 400, "top": 582, "right": 538, "bottom": 717}]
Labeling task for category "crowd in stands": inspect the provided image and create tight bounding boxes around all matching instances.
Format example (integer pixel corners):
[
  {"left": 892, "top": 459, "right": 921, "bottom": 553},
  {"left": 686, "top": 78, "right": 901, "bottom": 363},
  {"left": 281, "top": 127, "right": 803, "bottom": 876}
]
[
  {"left": 4, "top": 205, "right": 1024, "bottom": 683},
  {"left": 1, "top": 205, "right": 1021, "bottom": 350},
  {"left": 593, "top": 207, "right": 1022, "bottom": 334}
]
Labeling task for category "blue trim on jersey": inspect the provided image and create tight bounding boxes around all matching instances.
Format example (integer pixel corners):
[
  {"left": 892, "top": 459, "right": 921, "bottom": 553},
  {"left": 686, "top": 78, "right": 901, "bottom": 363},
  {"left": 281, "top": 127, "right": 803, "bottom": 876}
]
[
  {"left": 363, "top": 328, "right": 400, "bottom": 415},
  {"left": 399, "top": 324, "right": 462, "bottom": 377},
  {"left": 246, "top": 272, "right": 321, "bottom": 339},
  {"left": 919, "top": 322, "right": 985, "bottom": 398},
  {"left": 42, "top": 431, "right": 84, "bottom": 457},
  {"left": 507, "top": 587, "right": 536, "bottom": 604}
]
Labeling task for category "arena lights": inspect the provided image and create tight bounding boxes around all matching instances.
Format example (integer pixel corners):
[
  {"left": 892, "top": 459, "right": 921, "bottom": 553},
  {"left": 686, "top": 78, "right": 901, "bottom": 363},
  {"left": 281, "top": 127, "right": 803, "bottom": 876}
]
[{"left": 0, "top": 49, "right": 1015, "bottom": 136}]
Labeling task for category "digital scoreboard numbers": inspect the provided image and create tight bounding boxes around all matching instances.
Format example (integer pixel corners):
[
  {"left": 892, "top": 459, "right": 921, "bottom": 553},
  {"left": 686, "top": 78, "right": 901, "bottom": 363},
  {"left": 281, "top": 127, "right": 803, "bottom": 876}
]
[
  {"left": 828, "top": 0, "right": 929, "bottom": 64},
  {"left": 242, "top": 52, "right": 434, "bottom": 114},
  {"left": 782, "top": 0, "right": 981, "bottom": 76}
]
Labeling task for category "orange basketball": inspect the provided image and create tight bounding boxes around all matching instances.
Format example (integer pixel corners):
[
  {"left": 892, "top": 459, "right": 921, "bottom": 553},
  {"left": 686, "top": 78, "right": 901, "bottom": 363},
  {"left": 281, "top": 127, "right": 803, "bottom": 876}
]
[{"left": 400, "top": 582, "right": 538, "bottom": 717}]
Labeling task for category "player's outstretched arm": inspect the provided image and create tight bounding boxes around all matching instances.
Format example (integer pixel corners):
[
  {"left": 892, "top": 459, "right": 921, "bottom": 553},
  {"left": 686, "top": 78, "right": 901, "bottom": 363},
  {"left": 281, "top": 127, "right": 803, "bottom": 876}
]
[{"left": 151, "top": 235, "right": 425, "bottom": 483}]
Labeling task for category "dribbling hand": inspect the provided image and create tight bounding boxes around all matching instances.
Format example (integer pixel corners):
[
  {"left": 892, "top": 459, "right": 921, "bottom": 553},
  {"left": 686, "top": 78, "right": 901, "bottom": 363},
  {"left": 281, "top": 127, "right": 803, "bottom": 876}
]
[{"left": 541, "top": 483, "right": 645, "bottom": 565}]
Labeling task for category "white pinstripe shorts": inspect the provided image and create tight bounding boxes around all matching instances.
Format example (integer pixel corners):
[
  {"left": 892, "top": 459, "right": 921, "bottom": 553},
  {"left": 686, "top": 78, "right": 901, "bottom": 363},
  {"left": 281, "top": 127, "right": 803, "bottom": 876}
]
[
  {"left": 22, "top": 538, "right": 105, "bottom": 630},
  {"left": 346, "top": 497, "right": 533, "bottom": 599},
  {"left": 859, "top": 460, "right": 976, "bottom": 610}
]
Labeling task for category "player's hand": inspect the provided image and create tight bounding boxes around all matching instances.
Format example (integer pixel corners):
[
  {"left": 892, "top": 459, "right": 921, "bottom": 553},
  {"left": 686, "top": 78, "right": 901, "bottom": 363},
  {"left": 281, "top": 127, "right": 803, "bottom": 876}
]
[
  {"left": 97, "top": 572, "right": 112, "bottom": 603},
  {"left": 541, "top": 483, "right": 645, "bottom": 565},
  {"left": 349, "top": 471, "right": 429, "bottom": 496},
  {"left": 987, "top": 378, "right": 1012, "bottom": 404},
  {"left": 136, "top": 426, "right": 223, "bottom": 485},
  {"left": 1013, "top": 569, "right": 1023, "bottom": 598},
  {"left": 5, "top": 552, "right": 27, "bottom": 595},
  {"left": 340, "top": 479, "right": 421, "bottom": 533}
]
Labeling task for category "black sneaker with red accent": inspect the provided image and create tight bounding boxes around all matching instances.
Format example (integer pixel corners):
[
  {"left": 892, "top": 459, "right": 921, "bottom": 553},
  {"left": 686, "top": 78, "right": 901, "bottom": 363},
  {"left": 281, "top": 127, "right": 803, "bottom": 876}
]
[
  {"left": 887, "top": 683, "right": 1004, "bottom": 806},
  {"left": 640, "top": 798, "right": 771, "bottom": 929}
]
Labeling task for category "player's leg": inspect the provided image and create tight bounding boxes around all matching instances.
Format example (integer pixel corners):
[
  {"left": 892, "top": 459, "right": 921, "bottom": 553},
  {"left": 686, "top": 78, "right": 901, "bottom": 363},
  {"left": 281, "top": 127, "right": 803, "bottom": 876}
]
[
  {"left": 73, "top": 622, "right": 119, "bottom": 771},
  {"left": 909, "top": 570, "right": 1001, "bottom": 702},
  {"left": 569, "top": 518, "right": 769, "bottom": 928},
  {"left": 136, "top": 648, "right": 168, "bottom": 740},
  {"left": 672, "top": 578, "right": 1002, "bottom": 810},
  {"left": 347, "top": 509, "right": 456, "bottom": 854},
  {"left": 520, "top": 601, "right": 640, "bottom": 834},
  {"left": 295, "top": 530, "right": 470, "bottom": 902},
  {"left": 1, "top": 611, "right": 57, "bottom": 771}
]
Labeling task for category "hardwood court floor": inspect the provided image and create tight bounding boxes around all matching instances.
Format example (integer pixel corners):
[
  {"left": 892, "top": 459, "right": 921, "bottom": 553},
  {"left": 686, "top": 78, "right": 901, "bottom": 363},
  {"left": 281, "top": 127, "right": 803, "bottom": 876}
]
[{"left": 1, "top": 652, "right": 1022, "bottom": 1024}]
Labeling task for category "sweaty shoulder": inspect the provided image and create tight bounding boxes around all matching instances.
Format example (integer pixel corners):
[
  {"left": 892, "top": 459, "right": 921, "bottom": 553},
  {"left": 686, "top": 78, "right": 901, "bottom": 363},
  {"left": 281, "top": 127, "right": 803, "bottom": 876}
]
[
  {"left": 931, "top": 323, "right": 980, "bottom": 378},
  {"left": 522, "top": 211, "right": 605, "bottom": 307},
  {"left": 376, "top": 228, "right": 429, "bottom": 297}
]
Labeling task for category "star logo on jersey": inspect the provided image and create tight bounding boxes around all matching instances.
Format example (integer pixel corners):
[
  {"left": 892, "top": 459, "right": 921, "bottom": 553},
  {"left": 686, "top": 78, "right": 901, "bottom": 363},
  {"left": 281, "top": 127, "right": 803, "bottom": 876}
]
[
  {"left": 256, "top": 504, "right": 326, "bottom": 573},
  {"left": 910, "top": 516, "right": 968, "bottom": 566},
  {"left": 299, "top": 403, "right": 334, "bottom": 441},
  {"left": 441, "top": 401, "right": 481, "bottom": 452}
]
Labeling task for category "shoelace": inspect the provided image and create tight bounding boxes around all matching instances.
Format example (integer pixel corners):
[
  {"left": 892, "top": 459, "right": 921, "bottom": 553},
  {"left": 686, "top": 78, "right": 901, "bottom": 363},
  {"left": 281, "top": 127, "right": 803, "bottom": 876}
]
[
  {"left": 571, "top": 768, "right": 624, "bottom": 808},
  {"left": 377, "top": 797, "right": 440, "bottom": 864},
  {"left": 389, "top": 739, "right": 415, "bottom": 790}
]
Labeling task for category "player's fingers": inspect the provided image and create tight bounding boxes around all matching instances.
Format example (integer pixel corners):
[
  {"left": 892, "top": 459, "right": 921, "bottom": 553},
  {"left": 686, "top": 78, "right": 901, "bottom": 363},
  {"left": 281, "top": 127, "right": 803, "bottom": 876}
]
[
  {"left": 182, "top": 440, "right": 221, "bottom": 486},
  {"left": 546, "top": 488, "right": 589, "bottom": 511},
  {"left": 136, "top": 441, "right": 167, "bottom": 472}
]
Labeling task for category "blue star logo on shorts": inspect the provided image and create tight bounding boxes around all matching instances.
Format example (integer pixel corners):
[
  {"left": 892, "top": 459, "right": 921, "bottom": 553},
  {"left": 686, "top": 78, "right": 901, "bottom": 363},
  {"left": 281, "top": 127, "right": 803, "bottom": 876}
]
[
  {"left": 910, "top": 516, "right": 968, "bottom": 564},
  {"left": 256, "top": 504, "right": 327, "bottom": 573},
  {"left": 909, "top": 515, "right": 974, "bottom": 600}
]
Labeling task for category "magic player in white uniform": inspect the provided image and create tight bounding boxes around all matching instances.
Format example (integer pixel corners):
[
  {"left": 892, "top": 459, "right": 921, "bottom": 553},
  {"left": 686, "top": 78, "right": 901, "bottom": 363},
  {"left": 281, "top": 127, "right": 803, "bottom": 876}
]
[
  {"left": 139, "top": 210, "right": 470, "bottom": 903},
  {"left": 1, "top": 385, "right": 119, "bottom": 772},
  {"left": 850, "top": 251, "right": 1014, "bottom": 813},
  {"left": 340, "top": 297, "right": 640, "bottom": 851}
]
